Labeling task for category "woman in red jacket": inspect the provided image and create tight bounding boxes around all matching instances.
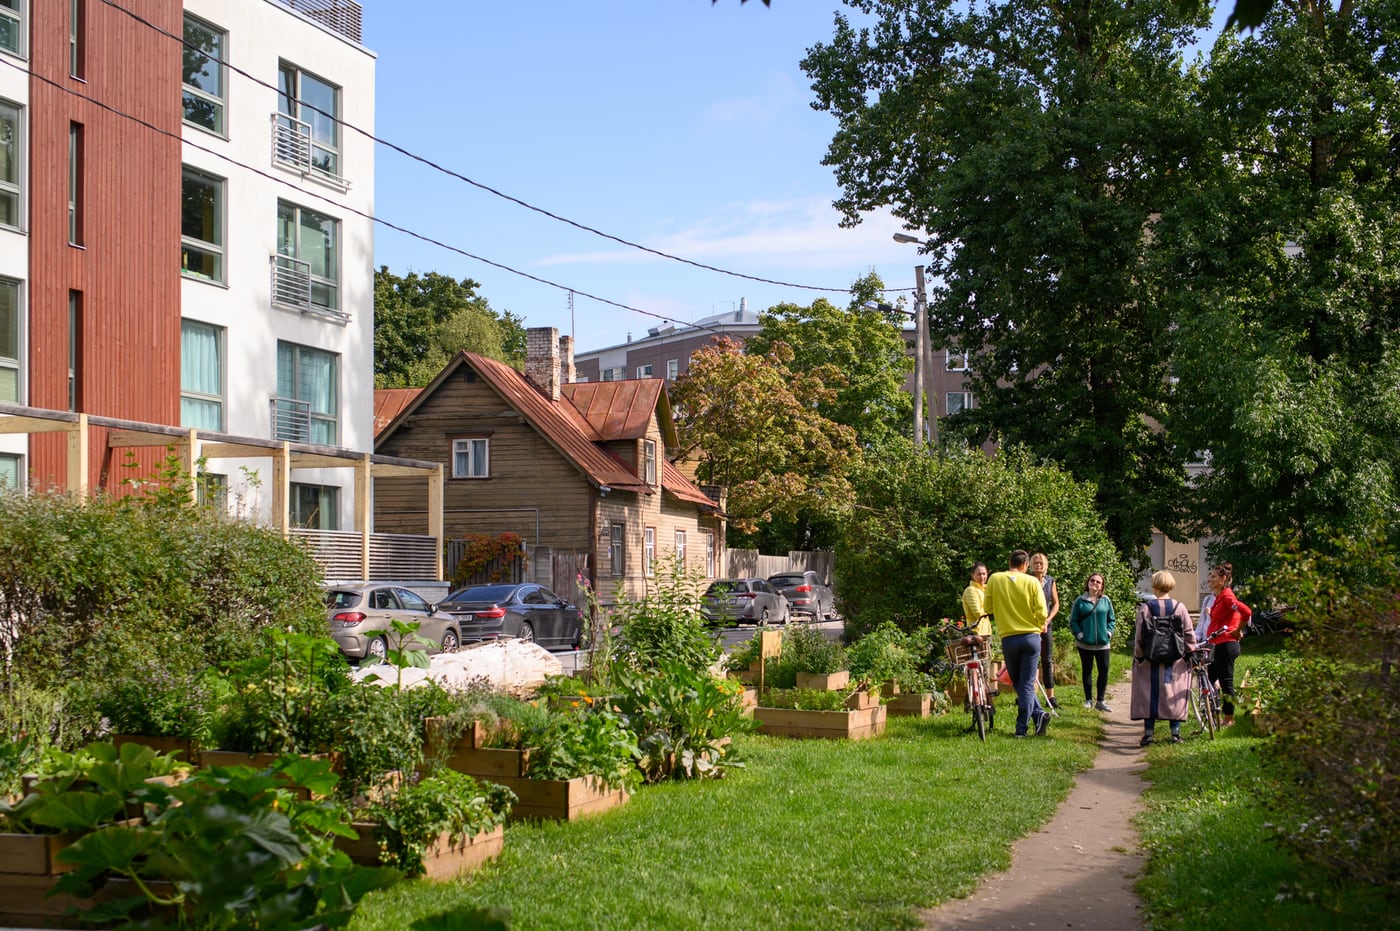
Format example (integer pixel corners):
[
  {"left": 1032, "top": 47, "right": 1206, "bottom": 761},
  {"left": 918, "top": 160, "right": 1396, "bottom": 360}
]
[{"left": 1205, "top": 563, "right": 1252, "bottom": 726}]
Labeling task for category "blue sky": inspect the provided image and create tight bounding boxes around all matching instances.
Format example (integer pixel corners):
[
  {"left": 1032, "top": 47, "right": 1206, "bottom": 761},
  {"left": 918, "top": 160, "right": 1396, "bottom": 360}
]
[{"left": 366, "top": 1, "right": 918, "bottom": 352}]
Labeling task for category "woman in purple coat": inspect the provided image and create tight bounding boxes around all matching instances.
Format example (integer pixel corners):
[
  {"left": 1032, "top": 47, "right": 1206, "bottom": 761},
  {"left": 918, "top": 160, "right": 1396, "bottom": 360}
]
[{"left": 1130, "top": 570, "right": 1198, "bottom": 746}]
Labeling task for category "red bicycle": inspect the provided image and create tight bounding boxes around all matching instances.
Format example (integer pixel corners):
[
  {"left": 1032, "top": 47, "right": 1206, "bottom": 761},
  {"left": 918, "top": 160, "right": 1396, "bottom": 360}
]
[{"left": 943, "top": 620, "right": 996, "bottom": 741}]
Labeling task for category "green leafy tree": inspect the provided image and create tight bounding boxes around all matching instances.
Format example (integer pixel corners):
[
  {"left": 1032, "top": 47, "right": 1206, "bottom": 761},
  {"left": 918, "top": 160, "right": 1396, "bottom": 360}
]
[
  {"left": 1158, "top": 0, "right": 1400, "bottom": 566},
  {"left": 745, "top": 273, "right": 912, "bottom": 447},
  {"left": 670, "top": 337, "right": 859, "bottom": 550},
  {"left": 374, "top": 267, "right": 526, "bottom": 388},
  {"left": 838, "top": 440, "right": 1133, "bottom": 640},
  {"left": 803, "top": 0, "right": 1209, "bottom": 558}
]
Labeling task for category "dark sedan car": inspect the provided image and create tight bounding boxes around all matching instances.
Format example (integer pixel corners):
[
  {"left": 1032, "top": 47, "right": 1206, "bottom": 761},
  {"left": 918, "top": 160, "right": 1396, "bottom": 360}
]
[
  {"left": 701, "top": 578, "right": 790, "bottom": 626},
  {"left": 437, "top": 583, "right": 583, "bottom": 651},
  {"left": 326, "top": 583, "right": 459, "bottom": 664},
  {"left": 767, "top": 571, "right": 836, "bottom": 621}
]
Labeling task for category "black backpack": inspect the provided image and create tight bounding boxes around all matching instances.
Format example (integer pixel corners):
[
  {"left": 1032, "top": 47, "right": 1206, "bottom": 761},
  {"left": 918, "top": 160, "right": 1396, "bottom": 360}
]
[{"left": 1142, "top": 599, "right": 1185, "bottom": 664}]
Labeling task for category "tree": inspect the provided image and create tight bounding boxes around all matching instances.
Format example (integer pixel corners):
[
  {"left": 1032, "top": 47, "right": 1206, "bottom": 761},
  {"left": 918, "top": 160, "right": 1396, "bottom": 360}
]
[
  {"left": 744, "top": 273, "right": 913, "bottom": 447},
  {"left": 803, "top": 0, "right": 1209, "bottom": 558},
  {"left": 670, "top": 338, "right": 859, "bottom": 550},
  {"left": 373, "top": 267, "right": 526, "bottom": 388},
  {"left": 837, "top": 441, "right": 1132, "bottom": 640},
  {"left": 1160, "top": 0, "right": 1400, "bottom": 566}
]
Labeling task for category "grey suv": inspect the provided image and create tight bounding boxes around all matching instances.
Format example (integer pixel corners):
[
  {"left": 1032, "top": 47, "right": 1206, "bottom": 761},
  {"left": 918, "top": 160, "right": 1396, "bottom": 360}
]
[{"left": 767, "top": 571, "right": 835, "bottom": 621}]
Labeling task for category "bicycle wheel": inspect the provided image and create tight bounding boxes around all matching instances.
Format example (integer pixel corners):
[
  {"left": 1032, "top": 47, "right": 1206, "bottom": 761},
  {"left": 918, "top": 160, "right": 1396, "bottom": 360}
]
[
  {"left": 968, "top": 669, "right": 988, "bottom": 741},
  {"left": 1197, "top": 671, "right": 1217, "bottom": 740}
]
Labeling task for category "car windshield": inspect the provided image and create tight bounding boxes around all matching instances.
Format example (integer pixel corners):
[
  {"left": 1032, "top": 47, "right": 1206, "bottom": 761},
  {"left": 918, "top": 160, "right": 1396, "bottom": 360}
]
[
  {"left": 443, "top": 584, "right": 517, "bottom": 604},
  {"left": 324, "top": 590, "right": 362, "bottom": 609}
]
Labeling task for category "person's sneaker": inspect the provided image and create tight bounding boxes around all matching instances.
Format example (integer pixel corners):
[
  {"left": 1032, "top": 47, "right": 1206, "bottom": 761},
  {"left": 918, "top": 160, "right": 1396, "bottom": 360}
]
[
  {"left": 1083, "top": 700, "right": 1094, "bottom": 709},
  {"left": 1139, "top": 734, "right": 1154, "bottom": 747},
  {"left": 1169, "top": 734, "right": 1185, "bottom": 744},
  {"left": 1094, "top": 700, "right": 1113, "bottom": 713},
  {"left": 1035, "top": 711, "right": 1051, "bottom": 736},
  {"left": 1012, "top": 733, "right": 1027, "bottom": 739}
]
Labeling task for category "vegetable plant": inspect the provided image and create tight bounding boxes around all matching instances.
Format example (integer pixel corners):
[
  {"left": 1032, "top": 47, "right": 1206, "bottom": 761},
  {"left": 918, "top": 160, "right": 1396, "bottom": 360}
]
[
  {"left": 609, "top": 661, "right": 756, "bottom": 782},
  {"left": 360, "top": 769, "right": 515, "bottom": 877}
]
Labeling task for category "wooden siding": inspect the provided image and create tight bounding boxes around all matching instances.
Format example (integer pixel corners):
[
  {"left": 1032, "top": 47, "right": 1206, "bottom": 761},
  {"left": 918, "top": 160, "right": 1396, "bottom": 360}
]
[
  {"left": 375, "top": 375, "right": 598, "bottom": 555},
  {"left": 28, "top": 1, "right": 183, "bottom": 489}
]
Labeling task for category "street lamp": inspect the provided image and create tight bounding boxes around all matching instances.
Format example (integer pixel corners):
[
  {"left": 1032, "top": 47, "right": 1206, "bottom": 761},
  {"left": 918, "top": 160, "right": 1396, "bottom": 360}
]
[{"left": 893, "top": 235, "right": 936, "bottom": 452}]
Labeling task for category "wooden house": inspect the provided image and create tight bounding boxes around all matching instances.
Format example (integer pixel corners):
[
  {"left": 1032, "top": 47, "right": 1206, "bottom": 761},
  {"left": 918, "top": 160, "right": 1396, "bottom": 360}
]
[{"left": 373, "top": 328, "right": 724, "bottom": 604}]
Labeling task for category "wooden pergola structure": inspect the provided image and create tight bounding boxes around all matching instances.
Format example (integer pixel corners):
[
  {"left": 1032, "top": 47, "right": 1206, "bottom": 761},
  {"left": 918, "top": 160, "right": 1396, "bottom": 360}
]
[{"left": 0, "top": 402, "right": 444, "bottom": 581}]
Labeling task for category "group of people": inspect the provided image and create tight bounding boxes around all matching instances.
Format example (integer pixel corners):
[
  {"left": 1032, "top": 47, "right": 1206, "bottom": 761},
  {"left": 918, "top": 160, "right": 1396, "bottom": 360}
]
[{"left": 960, "top": 550, "right": 1252, "bottom": 744}]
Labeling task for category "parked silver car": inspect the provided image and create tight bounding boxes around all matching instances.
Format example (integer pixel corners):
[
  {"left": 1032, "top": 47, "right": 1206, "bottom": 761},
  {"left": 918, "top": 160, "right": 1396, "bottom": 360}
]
[
  {"left": 326, "top": 583, "right": 460, "bottom": 664},
  {"left": 767, "top": 571, "right": 835, "bottom": 621},
  {"left": 701, "top": 578, "right": 790, "bottom": 626}
]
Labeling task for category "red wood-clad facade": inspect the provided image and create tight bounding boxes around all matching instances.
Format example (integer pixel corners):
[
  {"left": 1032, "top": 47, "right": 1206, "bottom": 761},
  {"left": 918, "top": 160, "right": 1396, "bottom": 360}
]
[{"left": 27, "top": 0, "right": 182, "bottom": 490}]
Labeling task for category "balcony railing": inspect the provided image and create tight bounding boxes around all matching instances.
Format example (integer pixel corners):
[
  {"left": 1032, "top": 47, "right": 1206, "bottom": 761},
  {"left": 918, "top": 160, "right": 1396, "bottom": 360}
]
[
  {"left": 270, "top": 396, "right": 311, "bottom": 443},
  {"left": 271, "top": 254, "right": 312, "bottom": 313},
  {"left": 271, "top": 114, "right": 348, "bottom": 189},
  {"left": 274, "top": 0, "right": 362, "bottom": 44},
  {"left": 291, "top": 529, "right": 439, "bottom": 581}
]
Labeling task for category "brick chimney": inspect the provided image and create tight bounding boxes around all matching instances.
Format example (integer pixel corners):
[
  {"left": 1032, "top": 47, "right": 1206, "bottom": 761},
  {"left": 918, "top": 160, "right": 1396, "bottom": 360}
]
[
  {"left": 558, "top": 335, "right": 575, "bottom": 386},
  {"left": 525, "top": 327, "right": 560, "bottom": 400}
]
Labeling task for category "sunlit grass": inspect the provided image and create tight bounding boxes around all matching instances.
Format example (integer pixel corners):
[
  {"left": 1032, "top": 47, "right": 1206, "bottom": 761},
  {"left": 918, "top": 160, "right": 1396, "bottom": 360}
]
[{"left": 350, "top": 705, "right": 1102, "bottom": 931}]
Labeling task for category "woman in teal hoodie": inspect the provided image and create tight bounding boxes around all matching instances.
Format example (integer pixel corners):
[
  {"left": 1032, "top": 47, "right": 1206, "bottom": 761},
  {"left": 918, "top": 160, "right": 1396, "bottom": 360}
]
[{"left": 1068, "top": 572, "right": 1116, "bottom": 712}]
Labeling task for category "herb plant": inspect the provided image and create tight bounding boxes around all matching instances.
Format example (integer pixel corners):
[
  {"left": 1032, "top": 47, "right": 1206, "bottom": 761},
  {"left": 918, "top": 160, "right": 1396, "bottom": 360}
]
[{"left": 362, "top": 769, "right": 515, "bottom": 877}]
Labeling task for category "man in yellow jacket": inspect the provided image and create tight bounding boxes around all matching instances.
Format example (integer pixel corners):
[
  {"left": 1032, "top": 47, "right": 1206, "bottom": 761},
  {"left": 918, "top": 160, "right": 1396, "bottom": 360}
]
[{"left": 985, "top": 549, "right": 1050, "bottom": 737}]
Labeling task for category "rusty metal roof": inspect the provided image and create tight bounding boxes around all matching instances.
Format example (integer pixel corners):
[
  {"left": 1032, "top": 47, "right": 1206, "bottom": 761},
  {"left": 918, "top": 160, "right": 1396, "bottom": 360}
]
[
  {"left": 373, "top": 388, "right": 421, "bottom": 436},
  {"left": 662, "top": 459, "right": 719, "bottom": 509},
  {"left": 562, "top": 380, "right": 661, "bottom": 441}
]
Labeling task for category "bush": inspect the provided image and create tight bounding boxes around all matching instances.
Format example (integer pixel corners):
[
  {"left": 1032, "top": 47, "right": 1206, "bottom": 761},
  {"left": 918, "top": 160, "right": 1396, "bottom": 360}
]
[
  {"left": 606, "top": 558, "right": 718, "bottom": 677},
  {"left": 837, "top": 443, "right": 1133, "bottom": 639},
  {"left": 845, "top": 622, "right": 931, "bottom": 691},
  {"left": 610, "top": 661, "right": 756, "bottom": 783},
  {"left": 767, "top": 625, "right": 846, "bottom": 689},
  {"left": 363, "top": 769, "right": 515, "bottom": 877},
  {"left": 1254, "top": 527, "right": 1400, "bottom": 891}
]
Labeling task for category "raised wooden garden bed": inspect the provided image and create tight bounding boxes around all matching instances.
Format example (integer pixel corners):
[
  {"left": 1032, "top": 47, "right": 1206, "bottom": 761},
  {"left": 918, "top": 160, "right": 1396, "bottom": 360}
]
[
  {"left": 425, "top": 718, "right": 628, "bottom": 822},
  {"left": 886, "top": 693, "right": 933, "bottom": 718},
  {"left": 337, "top": 824, "right": 504, "bottom": 881},
  {"left": 795, "top": 670, "right": 850, "bottom": 691},
  {"left": 0, "top": 874, "right": 174, "bottom": 929},
  {"left": 0, "top": 831, "right": 82, "bottom": 876},
  {"left": 753, "top": 703, "right": 886, "bottom": 740}
]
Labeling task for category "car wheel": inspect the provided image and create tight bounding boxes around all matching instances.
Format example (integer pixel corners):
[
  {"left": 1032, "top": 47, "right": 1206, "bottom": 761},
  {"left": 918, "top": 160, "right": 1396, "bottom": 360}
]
[
  {"left": 441, "top": 629, "right": 459, "bottom": 653},
  {"left": 517, "top": 621, "right": 535, "bottom": 643},
  {"left": 366, "top": 637, "right": 388, "bottom": 665},
  {"left": 760, "top": 607, "right": 771, "bottom": 624}
]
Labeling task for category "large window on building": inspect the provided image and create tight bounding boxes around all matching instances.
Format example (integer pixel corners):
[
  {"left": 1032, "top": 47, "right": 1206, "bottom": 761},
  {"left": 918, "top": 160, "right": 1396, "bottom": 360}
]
[
  {"left": 181, "top": 320, "right": 223, "bottom": 430},
  {"left": 290, "top": 482, "right": 338, "bottom": 530},
  {"left": 0, "top": 277, "right": 17, "bottom": 403},
  {"left": 182, "top": 14, "right": 225, "bottom": 134},
  {"left": 276, "top": 341, "right": 338, "bottom": 444},
  {"left": 278, "top": 63, "right": 340, "bottom": 177},
  {"left": 946, "top": 349, "right": 969, "bottom": 372},
  {"left": 181, "top": 167, "right": 223, "bottom": 282},
  {"left": 643, "top": 439, "right": 657, "bottom": 485},
  {"left": 0, "top": 100, "right": 19, "bottom": 229},
  {"left": 451, "top": 437, "right": 489, "bottom": 478},
  {"left": 276, "top": 200, "right": 339, "bottom": 312},
  {"left": 0, "top": 0, "right": 24, "bottom": 57}
]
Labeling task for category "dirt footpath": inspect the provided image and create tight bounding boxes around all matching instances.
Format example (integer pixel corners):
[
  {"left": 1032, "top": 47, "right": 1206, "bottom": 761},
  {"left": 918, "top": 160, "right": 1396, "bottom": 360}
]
[{"left": 919, "top": 679, "right": 1148, "bottom": 931}]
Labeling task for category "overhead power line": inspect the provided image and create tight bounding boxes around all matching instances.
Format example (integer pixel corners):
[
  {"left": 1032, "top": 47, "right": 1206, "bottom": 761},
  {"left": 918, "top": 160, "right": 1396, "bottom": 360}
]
[{"left": 98, "top": 0, "right": 910, "bottom": 296}]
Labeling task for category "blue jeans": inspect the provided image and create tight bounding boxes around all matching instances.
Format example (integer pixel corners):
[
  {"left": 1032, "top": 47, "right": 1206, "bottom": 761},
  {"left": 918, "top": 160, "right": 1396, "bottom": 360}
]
[{"left": 1003, "top": 632, "right": 1044, "bottom": 735}]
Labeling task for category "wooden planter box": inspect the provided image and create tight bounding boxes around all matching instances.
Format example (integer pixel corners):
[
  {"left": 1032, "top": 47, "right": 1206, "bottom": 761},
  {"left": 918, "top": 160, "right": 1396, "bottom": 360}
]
[
  {"left": 845, "top": 690, "right": 880, "bottom": 711},
  {"left": 754, "top": 703, "right": 886, "bottom": 740},
  {"left": 426, "top": 718, "right": 628, "bottom": 822},
  {"left": 488, "top": 774, "right": 629, "bottom": 823},
  {"left": 886, "top": 692, "right": 933, "bottom": 718},
  {"left": 795, "top": 670, "right": 850, "bottom": 691},
  {"left": 880, "top": 680, "right": 900, "bottom": 698},
  {"left": 0, "top": 832, "right": 82, "bottom": 876},
  {"left": 338, "top": 824, "right": 504, "bottom": 881},
  {"left": 0, "top": 874, "right": 175, "bottom": 929},
  {"left": 112, "top": 734, "right": 196, "bottom": 763}
]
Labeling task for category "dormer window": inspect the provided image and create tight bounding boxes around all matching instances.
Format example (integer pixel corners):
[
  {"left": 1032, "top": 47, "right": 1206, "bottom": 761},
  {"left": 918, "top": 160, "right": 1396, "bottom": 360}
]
[{"left": 643, "top": 439, "right": 657, "bottom": 485}]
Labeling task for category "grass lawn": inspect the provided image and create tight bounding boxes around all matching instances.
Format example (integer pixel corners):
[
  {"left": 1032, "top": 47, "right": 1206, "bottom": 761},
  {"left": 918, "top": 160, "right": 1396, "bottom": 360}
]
[
  {"left": 349, "top": 703, "right": 1102, "bottom": 931},
  {"left": 1133, "top": 634, "right": 1395, "bottom": 930}
]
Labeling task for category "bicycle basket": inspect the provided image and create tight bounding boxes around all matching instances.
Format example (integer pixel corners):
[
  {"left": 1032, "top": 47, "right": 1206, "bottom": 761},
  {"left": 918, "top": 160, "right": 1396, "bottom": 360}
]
[{"left": 945, "top": 637, "right": 985, "bottom": 665}]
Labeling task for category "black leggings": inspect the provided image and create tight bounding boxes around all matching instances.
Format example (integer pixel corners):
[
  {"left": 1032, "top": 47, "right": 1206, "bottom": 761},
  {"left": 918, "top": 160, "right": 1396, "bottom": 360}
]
[
  {"left": 1209, "top": 640, "right": 1241, "bottom": 716},
  {"left": 1040, "top": 626, "right": 1055, "bottom": 690},
  {"left": 1077, "top": 647, "right": 1110, "bottom": 702}
]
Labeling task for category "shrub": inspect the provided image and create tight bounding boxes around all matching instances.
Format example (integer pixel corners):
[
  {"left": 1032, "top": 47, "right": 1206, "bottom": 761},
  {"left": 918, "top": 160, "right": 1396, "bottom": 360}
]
[
  {"left": 610, "top": 661, "right": 756, "bottom": 782},
  {"left": 477, "top": 695, "right": 640, "bottom": 791},
  {"left": 845, "top": 622, "right": 930, "bottom": 691},
  {"left": 767, "top": 625, "right": 846, "bottom": 689},
  {"left": 362, "top": 769, "right": 515, "bottom": 877},
  {"left": 837, "top": 443, "right": 1133, "bottom": 639},
  {"left": 607, "top": 557, "right": 718, "bottom": 676},
  {"left": 1254, "top": 526, "right": 1400, "bottom": 891}
]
